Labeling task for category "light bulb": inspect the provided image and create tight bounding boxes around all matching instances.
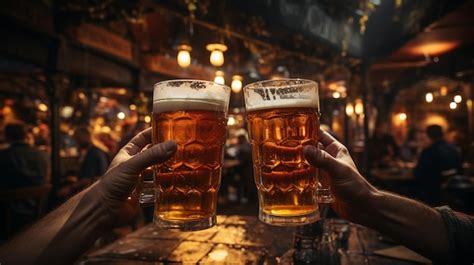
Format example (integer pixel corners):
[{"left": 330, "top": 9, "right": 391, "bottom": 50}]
[
  {"left": 450, "top": 102, "right": 457, "bottom": 110},
  {"left": 206, "top": 43, "right": 227, "bottom": 67},
  {"left": 454, "top": 95, "right": 462, "bottom": 103},
  {"left": 355, "top": 100, "right": 364, "bottom": 115},
  {"left": 345, "top": 103, "right": 354, "bottom": 116},
  {"left": 332, "top": 92, "right": 341, "bottom": 98},
  {"left": 38, "top": 103, "right": 48, "bottom": 112},
  {"left": 176, "top": 44, "right": 192, "bottom": 68},
  {"left": 231, "top": 75, "right": 243, "bottom": 93},
  {"left": 210, "top": 50, "right": 224, "bottom": 67},
  {"left": 214, "top": 71, "right": 225, "bottom": 85},
  {"left": 117, "top": 112, "right": 125, "bottom": 120},
  {"left": 144, "top": 115, "right": 151, "bottom": 123},
  {"left": 425, "top": 92, "right": 433, "bottom": 103},
  {"left": 399, "top": 113, "right": 407, "bottom": 121}
]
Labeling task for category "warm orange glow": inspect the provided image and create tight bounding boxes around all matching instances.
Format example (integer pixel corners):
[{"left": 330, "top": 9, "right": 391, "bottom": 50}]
[
  {"left": 410, "top": 42, "right": 458, "bottom": 55},
  {"left": 440, "top": 86, "right": 448, "bottom": 96}
]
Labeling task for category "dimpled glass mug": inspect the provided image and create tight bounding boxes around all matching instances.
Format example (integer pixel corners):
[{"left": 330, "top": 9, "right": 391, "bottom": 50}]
[{"left": 141, "top": 80, "right": 231, "bottom": 231}]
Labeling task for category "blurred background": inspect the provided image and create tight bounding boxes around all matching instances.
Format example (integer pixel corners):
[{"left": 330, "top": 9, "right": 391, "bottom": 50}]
[{"left": 0, "top": 0, "right": 473, "bottom": 243}]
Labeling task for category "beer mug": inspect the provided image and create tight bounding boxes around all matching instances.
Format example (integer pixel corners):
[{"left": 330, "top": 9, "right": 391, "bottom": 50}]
[
  {"left": 144, "top": 80, "right": 230, "bottom": 231},
  {"left": 244, "top": 79, "right": 320, "bottom": 226}
]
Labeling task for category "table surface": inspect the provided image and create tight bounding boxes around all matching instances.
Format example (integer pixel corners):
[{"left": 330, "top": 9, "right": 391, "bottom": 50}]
[{"left": 80, "top": 216, "right": 428, "bottom": 265}]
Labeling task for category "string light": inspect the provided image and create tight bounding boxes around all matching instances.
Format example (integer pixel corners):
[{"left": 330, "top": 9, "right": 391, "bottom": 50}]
[
  {"left": 454, "top": 95, "right": 462, "bottom": 103},
  {"left": 38, "top": 103, "right": 48, "bottom": 112},
  {"left": 332, "top": 92, "right": 341, "bottom": 98},
  {"left": 425, "top": 92, "right": 433, "bottom": 103},
  {"left": 129, "top": 104, "right": 137, "bottom": 111},
  {"left": 449, "top": 102, "right": 457, "bottom": 110},
  {"left": 117, "top": 112, "right": 125, "bottom": 120},
  {"left": 144, "top": 115, "right": 151, "bottom": 123}
]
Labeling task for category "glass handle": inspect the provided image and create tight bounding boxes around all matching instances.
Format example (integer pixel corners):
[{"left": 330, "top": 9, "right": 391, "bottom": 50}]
[{"left": 139, "top": 167, "right": 155, "bottom": 207}]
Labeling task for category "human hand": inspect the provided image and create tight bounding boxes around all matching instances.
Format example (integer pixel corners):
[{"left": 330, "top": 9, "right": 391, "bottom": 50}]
[
  {"left": 87, "top": 128, "right": 176, "bottom": 226},
  {"left": 303, "top": 131, "right": 378, "bottom": 224}
]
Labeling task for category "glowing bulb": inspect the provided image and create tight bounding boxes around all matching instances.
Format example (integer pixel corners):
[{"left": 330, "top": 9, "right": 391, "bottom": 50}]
[
  {"left": 332, "top": 92, "right": 341, "bottom": 98},
  {"left": 210, "top": 50, "right": 224, "bottom": 66},
  {"left": 38, "top": 103, "right": 48, "bottom": 112},
  {"left": 117, "top": 112, "right": 125, "bottom": 120},
  {"left": 144, "top": 115, "right": 151, "bottom": 123},
  {"left": 454, "top": 95, "right": 462, "bottom": 103},
  {"left": 176, "top": 44, "right": 192, "bottom": 68},
  {"left": 399, "top": 113, "right": 407, "bottom": 121},
  {"left": 449, "top": 102, "right": 457, "bottom": 110},
  {"left": 440, "top": 86, "right": 448, "bottom": 96},
  {"left": 78, "top": 92, "right": 86, "bottom": 100},
  {"left": 425, "top": 92, "right": 433, "bottom": 103},
  {"left": 129, "top": 104, "right": 137, "bottom": 111},
  {"left": 355, "top": 100, "right": 364, "bottom": 115},
  {"left": 214, "top": 70, "right": 225, "bottom": 85},
  {"left": 206, "top": 43, "right": 227, "bottom": 67},
  {"left": 61, "top": 106, "right": 74, "bottom": 118},
  {"left": 231, "top": 75, "right": 243, "bottom": 93},
  {"left": 227, "top": 116, "right": 236, "bottom": 126},
  {"left": 345, "top": 103, "right": 354, "bottom": 116}
]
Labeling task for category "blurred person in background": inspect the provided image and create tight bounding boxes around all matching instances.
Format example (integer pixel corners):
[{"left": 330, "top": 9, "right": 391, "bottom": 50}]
[
  {"left": 57, "top": 127, "right": 109, "bottom": 199},
  {"left": 370, "top": 122, "right": 399, "bottom": 167},
  {"left": 118, "top": 122, "right": 147, "bottom": 150},
  {"left": 235, "top": 129, "right": 256, "bottom": 203},
  {"left": 414, "top": 125, "right": 463, "bottom": 205},
  {"left": 0, "top": 123, "right": 47, "bottom": 189},
  {"left": 0, "top": 123, "right": 48, "bottom": 236}
]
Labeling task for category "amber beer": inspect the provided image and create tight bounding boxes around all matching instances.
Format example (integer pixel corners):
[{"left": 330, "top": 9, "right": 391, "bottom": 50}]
[
  {"left": 152, "top": 80, "right": 230, "bottom": 230},
  {"left": 244, "top": 79, "right": 320, "bottom": 226}
]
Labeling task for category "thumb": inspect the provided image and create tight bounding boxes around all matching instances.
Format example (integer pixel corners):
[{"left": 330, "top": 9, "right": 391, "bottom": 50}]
[
  {"left": 303, "top": 145, "right": 349, "bottom": 179},
  {"left": 121, "top": 140, "right": 177, "bottom": 175}
]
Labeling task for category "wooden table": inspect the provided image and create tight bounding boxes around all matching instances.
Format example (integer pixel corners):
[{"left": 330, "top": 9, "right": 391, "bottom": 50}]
[{"left": 80, "top": 216, "right": 428, "bottom": 264}]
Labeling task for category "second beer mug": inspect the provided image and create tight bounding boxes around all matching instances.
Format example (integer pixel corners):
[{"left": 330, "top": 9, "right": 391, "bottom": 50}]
[
  {"left": 150, "top": 80, "right": 230, "bottom": 231},
  {"left": 244, "top": 79, "right": 320, "bottom": 226}
]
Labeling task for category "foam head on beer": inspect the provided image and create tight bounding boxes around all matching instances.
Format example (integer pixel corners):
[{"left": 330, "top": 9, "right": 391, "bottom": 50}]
[
  {"left": 153, "top": 80, "right": 230, "bottom": 114},
  {"left": 243, "top": 79, "right": 319, "bottom": 112}
]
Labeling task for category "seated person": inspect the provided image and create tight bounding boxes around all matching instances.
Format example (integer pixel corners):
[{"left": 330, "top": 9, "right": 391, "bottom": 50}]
[
  {"left": 0, "top": 123, "right": 48, "bottom": 236},
  {"left": 57, "top": 127, "right": 109, "bottom": 198},
  {"left": 0, "top": 123, "right": 47, "bottom": 189}
]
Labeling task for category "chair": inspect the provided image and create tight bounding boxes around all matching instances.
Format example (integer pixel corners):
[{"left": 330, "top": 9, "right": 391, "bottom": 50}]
[{"left": 0, "top": 184, "right": 52, "bottom": 238}]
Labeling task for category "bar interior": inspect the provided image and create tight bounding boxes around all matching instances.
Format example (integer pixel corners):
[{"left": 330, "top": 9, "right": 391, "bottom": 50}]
[{"left": 0, "top": 0, "right": 473, "bottom": 264}]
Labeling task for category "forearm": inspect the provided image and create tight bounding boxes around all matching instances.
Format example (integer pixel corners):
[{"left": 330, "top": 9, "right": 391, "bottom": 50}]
[
  {"left": 363, "top": 190, "right": 449, "bottom": 262},
  {"left": 0, "top": 184, "right": 110, "bottom": 264}
]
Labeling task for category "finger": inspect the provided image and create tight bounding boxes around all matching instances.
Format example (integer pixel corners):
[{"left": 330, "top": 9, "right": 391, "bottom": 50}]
[
  {"left": 122, "top": 140, "right": 177, "bottom": 174},
  {"left": 123, "top": 128, "right": 152, "bottom": 156},
  {"left": 319, "top": 130, "right": 343, "bottom": 148},
  {"left": 303, "top": 145, "right": 350, "bottom": 179}
]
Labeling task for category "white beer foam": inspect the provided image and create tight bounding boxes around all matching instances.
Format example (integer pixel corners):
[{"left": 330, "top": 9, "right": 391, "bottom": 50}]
[
  {"left": 153, "top": 99, "right": 226, "bottom": 113},
  {"left": 244, "top": 82, "right": 319, "bottom": 112},
  {"left": 153, "top": 80, "right": 230, "bottom": 113}
]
